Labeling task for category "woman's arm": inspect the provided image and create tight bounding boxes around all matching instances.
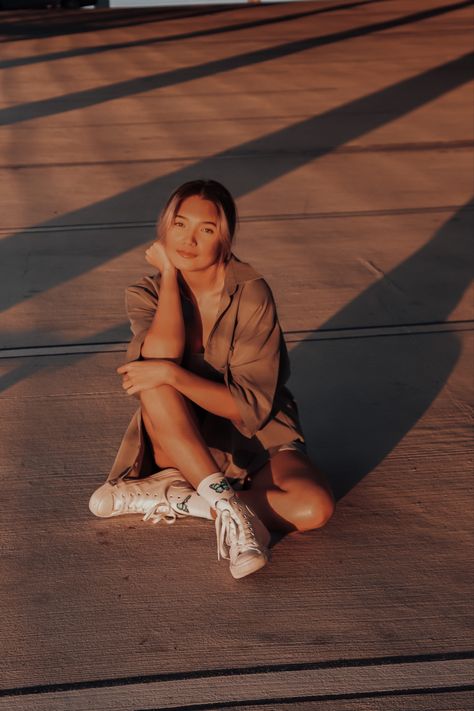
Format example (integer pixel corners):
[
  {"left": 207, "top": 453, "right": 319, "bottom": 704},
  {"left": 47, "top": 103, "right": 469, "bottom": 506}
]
[
  {"left": 140, "top": 269, "right": 185, "bottom": 361},
  {"left": 117, "top": 359, "right": 244, "bottom": 426},
  {"left": 170, "top": 364, "right": 243, "bottom": 425}
]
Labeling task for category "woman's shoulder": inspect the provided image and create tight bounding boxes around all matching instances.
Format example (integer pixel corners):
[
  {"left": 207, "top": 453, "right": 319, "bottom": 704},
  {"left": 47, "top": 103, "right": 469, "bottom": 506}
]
[
  {"left": 239, "top": 277, "right": 275, "bottom": 312},
  {"left": 236, "top": 272, "right": 275, "bottom": 312},
  {"left": 126, "top": 273, "right": 160, "bottom": 296},
  {"left": 233, "top": 270, "right": 277, "bottom": 328}
]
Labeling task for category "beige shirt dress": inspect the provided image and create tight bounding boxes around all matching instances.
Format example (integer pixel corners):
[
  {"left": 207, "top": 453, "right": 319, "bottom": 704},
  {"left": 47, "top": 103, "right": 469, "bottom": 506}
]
[{"left": 105, "top": 253, "right": 306, "bottom": 490}]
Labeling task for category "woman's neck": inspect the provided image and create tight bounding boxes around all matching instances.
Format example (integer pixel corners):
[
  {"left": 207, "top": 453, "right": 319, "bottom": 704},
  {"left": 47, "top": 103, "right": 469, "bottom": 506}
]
[{"left": 179, "top": 261, "right": 226, "bottom": 300}]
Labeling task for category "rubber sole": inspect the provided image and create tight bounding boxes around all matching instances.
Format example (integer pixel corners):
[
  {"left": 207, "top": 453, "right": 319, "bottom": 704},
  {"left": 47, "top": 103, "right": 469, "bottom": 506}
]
[{"left": 230, "top": 551, "right": 269, "bottom": 579}]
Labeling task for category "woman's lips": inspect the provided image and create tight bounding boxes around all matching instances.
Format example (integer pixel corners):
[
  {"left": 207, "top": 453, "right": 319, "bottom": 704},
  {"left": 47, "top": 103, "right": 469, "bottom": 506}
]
[{"left": 177, "top": 250, "right": 197, "bottom": 259}]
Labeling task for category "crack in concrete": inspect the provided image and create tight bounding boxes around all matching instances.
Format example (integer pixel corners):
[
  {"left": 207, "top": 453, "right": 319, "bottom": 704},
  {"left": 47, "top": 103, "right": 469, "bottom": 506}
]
[{"left": 357, "top": 257, "right": 406, "bottom": 295}]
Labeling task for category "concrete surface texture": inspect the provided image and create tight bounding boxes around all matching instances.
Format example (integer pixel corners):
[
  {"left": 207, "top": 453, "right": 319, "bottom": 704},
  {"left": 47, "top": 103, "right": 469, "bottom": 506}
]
[{"left": 0, "top": 0, "right": 473, "bottom": 709}]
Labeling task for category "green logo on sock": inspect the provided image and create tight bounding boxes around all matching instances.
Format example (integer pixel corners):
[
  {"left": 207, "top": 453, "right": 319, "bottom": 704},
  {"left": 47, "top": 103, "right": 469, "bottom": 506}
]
[
  {"left": 176, "top": 494, "right": 191, "bottom": 513},
  {"left": 210, "top": 479, "right": 230, "bottom": 494}
]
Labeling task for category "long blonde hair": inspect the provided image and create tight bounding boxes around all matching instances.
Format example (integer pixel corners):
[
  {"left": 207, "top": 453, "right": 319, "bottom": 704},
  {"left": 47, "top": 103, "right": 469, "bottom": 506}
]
[{"left": 156, "top": 179, "right": 238, "bottom": 264}]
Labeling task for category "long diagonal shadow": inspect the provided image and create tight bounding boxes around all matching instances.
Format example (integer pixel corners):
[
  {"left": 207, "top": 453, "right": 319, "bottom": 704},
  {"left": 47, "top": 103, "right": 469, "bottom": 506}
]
[
  {"left": 0, "top": 323, "right": 128, "bottom": 393},
  {"left": 0, "top": 4, "right": 245, "bottom": 42},
  {"left": 0, "top": 0, "right": 470, "bottom": 126},
  {"left": 0, "top": 0, "right": 386, "bottom": 70},
  {"left": 1, "top": 51, "right": 471, "bottom": 318}
]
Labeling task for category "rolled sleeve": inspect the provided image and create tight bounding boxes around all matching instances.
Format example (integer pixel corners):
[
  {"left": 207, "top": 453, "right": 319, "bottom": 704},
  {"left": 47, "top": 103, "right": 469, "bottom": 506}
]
[
  {"left": 224, "top": 279, "right": 283, "bottom": 438},
  {"left": 124, "top": 279, "right": 158, "bottom": 362}
]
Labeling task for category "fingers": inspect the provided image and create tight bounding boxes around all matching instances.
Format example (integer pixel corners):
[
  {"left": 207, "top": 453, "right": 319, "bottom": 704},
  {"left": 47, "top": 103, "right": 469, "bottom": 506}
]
[
  {"left": 117, "top": 362, "right": 136, "bottom": 374},
  {"left": 122, "top": 377, "right": 139, "bottom": 396},
  {"left": 117, "top": 360, "right": 160, "bottom": 396},
  {"left": 117, "top": 362, "right": 144, "bottom": 395}
]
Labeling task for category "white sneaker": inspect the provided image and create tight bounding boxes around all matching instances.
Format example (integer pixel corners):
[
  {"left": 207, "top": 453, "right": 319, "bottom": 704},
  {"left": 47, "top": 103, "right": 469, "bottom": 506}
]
[
  {"left": 88, "top": 468, "right": 190, "bottom": 525},
  {"left": 214, "top": 495, "right": 271, "bottom": 579}
]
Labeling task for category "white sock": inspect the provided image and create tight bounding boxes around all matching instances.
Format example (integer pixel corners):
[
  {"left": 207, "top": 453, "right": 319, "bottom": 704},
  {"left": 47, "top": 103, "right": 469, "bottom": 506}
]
[
  {"left": 196, "top": 472, "right": 235, "bottom": 509},
  {"left": 167, "top": 484, "right": 213, "bottom": 521}
]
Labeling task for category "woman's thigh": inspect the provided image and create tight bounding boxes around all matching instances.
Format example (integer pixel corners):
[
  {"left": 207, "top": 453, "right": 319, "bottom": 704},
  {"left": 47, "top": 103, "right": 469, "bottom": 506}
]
[
  {"left": 246, "top": 447, "right": 334, "bottom": 500},
  {"left": 240, "top": 448, "right": 335, "bottom": 531}
]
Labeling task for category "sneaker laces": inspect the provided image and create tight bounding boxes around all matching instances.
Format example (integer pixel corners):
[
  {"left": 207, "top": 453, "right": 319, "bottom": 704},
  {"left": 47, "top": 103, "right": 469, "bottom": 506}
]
[
  {"left": 111, "top": 482, "right": 177, "bottom": 525},
  {"left": 215, "top": 497, "right": 260, "bottom": 561}
]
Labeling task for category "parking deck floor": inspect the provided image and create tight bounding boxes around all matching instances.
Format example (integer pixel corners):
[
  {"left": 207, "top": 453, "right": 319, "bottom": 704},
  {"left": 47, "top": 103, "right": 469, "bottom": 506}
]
[{"left": 0, "top": 1, "right": 473, "bottom": 709}]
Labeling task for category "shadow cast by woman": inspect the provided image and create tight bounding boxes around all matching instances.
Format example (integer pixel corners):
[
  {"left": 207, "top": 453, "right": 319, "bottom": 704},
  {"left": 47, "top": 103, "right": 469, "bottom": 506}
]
[{"left": 288, "top": 200, "right": 473, "bottom": 502}]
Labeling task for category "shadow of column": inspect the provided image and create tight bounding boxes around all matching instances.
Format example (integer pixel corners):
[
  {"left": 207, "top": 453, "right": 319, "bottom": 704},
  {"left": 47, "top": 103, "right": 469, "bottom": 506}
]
[{"left": 1, "top": 50, "right": 471, "bottom": 316}]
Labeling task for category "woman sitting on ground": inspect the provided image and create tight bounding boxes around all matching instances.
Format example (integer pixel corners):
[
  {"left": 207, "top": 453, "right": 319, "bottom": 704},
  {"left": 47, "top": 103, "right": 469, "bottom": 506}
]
[{"left": 89, "top": 179, "right": 335, "bottom": 580}]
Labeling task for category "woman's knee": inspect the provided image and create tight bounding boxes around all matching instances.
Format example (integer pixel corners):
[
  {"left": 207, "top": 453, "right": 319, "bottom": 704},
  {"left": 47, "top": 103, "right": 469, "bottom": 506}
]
[
  {"left": 139, "top": 384, "right": 179, "bottom": 418},
  {"left": 292, "top": 486, "right": 336, "bottom": 532},
  {"left": 140, "top": 386, "right": 201, "bottom": 440},
  {"left": 269, "top": 452, "right": 335, "bottom": 531}
]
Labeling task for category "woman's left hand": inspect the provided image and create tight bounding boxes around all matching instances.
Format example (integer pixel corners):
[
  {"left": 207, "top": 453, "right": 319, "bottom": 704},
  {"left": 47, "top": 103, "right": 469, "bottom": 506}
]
[{"left": 117, "top": 360, "right": 174, "bottom": 396}]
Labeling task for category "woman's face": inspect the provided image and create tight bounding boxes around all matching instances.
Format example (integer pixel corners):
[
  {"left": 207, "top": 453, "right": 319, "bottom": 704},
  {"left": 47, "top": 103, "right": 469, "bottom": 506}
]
[{"left": 164, "top": 195, "right": 223, "bottom": 271}]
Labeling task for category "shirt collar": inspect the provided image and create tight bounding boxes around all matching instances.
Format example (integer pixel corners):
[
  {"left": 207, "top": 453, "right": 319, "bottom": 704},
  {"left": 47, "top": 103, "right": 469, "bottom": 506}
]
[
  {"left": 224, "top": 252, "right": 263, "bottom": 295},
  {"left": 173, "top": 252, "right": 262, "bottom": 300}
]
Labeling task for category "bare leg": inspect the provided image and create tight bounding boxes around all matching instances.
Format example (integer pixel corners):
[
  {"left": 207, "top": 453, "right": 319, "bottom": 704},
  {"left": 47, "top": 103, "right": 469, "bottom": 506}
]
[
  {"left": 208, "top": 484, "right": 293, "bottom": 532},
  {"left": 210, "top": 451, "right": 335, "bottom": 534},
  {"left": 140, "top": 385, "right": 335, "bottom": 534},
  {"left": 140, "top": 384, "right": 221, "bottom": 490}
]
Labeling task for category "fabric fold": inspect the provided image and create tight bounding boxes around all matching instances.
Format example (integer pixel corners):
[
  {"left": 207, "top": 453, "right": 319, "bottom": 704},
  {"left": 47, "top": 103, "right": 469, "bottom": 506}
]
[{"left": 223, "top": 279, "right": 283, "bottom": 438}]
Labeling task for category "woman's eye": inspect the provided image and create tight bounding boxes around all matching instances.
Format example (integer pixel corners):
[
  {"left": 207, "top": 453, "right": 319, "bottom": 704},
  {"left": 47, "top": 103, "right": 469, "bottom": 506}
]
[
  {"left": 203, "top": 228, "right": 214, "bottom": 234},
  {"left": 174, "top": 221, "right": 184, "bottom": 227}
]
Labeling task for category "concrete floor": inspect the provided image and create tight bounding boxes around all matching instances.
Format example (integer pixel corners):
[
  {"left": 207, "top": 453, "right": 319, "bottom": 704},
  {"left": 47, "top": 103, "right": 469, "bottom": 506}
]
[{"left": 0, "top": 1, "right": 473, "bottom": 709}]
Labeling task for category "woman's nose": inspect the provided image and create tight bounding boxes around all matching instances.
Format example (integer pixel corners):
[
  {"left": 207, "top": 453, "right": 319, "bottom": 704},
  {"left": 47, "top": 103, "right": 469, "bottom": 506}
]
[{"left": 183, "top": 228, "right": 198, "bottom": 244}]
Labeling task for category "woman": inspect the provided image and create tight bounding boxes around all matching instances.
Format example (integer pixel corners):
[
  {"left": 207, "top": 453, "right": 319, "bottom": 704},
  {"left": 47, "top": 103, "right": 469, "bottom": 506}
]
[{"left": 89, "top": 179, "right": 335, "bottom": 580}]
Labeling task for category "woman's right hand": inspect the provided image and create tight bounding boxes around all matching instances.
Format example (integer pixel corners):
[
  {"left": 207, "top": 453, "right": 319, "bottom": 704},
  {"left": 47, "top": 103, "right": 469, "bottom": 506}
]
[{"left": 145, "top": 240, "right": 176, "bottom": 274}]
